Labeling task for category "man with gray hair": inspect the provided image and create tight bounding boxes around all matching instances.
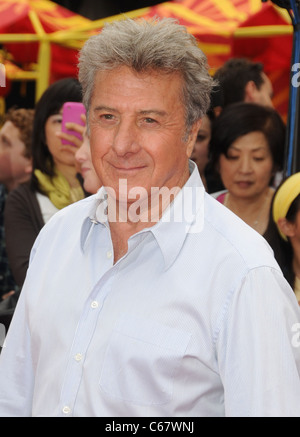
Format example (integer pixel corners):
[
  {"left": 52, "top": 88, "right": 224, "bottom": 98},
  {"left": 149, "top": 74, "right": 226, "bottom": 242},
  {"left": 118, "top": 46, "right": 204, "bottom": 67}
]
[{"left": 0, "top": 17, "right": 300, "bottom": 417}]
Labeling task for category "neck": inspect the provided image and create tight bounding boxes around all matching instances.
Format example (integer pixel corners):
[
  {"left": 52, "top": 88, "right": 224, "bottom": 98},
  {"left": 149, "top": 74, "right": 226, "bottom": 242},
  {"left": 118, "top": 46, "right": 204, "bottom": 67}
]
[
  {"left": 107, "top": 191, "right": 175, "bottom": 263},
  {"left": 224, "top": 187, "right": 274, "bottom": 235},
  {"left": 55, "top": 162, "right": 79, "bottom": 188},
  {"left": 108, "top": 220, "right": 147, "bottom": 263},
  {"left": 107, "top": 169, "right": 190, "bottom": 263}
]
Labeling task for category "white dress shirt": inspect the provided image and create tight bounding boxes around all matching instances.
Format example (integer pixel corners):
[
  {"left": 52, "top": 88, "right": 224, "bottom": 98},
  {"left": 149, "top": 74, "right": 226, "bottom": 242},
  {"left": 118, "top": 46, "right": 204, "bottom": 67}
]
[{"left": 1, "top": 162, "right": 300, "bottom": 417}]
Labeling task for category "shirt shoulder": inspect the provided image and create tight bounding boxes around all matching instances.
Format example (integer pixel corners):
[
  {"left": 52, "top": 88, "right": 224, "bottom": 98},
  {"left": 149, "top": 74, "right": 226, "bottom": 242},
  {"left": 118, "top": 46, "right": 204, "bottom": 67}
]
[{"left": 203, "top": 192, "right": 279, "bottom": 272}]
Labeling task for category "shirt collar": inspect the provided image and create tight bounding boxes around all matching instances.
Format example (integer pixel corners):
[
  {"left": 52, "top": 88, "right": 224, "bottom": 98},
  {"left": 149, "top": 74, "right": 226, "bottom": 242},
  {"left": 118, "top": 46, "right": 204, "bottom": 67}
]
[
  {"left": 80, "top": 187, "right": 107, "bottom": 251},
  {"left": 148, "top": 161, "right": 204, "bottom": 269},
  {"left": 80, "top": 161, "right": 205, "bottom": 269}
]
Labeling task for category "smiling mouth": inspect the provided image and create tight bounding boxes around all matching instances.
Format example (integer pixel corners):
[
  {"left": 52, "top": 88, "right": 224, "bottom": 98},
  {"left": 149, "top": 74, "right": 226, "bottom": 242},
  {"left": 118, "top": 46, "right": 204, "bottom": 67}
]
[{"left": 112, "top": 165, "right": 146, "bottom": 172}]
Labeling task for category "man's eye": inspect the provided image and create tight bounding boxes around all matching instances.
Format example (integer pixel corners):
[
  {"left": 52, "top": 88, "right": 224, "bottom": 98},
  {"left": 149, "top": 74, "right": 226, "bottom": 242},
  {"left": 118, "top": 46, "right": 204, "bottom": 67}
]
[
  {"left": 144, "top": 117, "right": 156, "bottom": 123},
  {"left": 102, "top": 114, "right": 114, "bottom": 120}
]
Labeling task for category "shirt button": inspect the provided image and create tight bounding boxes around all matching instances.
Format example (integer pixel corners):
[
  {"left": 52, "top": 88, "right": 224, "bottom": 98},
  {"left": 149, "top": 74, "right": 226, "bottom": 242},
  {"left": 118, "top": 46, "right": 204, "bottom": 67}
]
[
  {"left": 106, "top": 250, "right": 112, "bottom": 259},
  {"left": 62, "top": 406, "right": 71, "bottom": 415},
  {"left": 91, "top": 301, "right": 99, "bottom": 309},
  {"left": 75, "top": 353, "right": 83, "bottom": 362}
]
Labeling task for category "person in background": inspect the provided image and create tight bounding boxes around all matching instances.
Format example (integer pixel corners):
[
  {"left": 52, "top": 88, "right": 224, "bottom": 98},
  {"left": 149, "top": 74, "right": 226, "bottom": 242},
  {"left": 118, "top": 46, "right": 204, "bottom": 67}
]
[
  {"left": 0, "top": 107, "right": 34, "bottom": 300},
  {"left": 75, "top": 118, "right": 102, "bottom": 195},
  {"left": 190, "top": 114, "right": 211, "bottom": 189},
  {"left": 264, "top": 172, "right": 300, "bottom": 304},
  {"left": 213, "top": 57, "right": 274, "bottom": 108},
  {"left": 205, "top": 58, "right": 275, "bottom": 194},
  {"left": 4, "top": 78, "right": 85, "bottom": 290},
  {"left": 191, "top": 83, "right": 223, "bottom": 190},
  {"left": 0, "top": 17, "right": 300, "bottom": 417},
  {"left": 209, "top": 102, "right": 285, "bottom": 236}
]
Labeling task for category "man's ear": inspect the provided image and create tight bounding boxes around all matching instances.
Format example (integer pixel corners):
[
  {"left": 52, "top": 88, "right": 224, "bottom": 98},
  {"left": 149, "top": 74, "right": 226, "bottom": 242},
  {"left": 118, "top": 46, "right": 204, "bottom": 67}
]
[
  {"left": 277, "top": 217, "right": 296, "bottom": 239},
  {"left": 24, "top": 158, "right": 33, "bottom": 175},
  {"left": 244, "top": 80, "right": 258, "bottom": 103},
  {"left": 186, "top": 119, "right": 202, "bottom": 158}
]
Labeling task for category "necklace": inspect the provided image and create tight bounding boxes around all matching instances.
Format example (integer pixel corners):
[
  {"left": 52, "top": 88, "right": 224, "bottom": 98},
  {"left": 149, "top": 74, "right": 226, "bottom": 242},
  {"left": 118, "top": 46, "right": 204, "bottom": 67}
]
[{"left": 223, "top": 189, "right": 273, "bottom": 233}]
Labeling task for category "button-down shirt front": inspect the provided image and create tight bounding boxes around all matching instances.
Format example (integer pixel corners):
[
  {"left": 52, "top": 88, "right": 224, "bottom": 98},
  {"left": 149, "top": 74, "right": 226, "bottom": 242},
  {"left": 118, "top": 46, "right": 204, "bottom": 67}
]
[{"left": 1, "top": 163, "right": 300, "bottom": 417}]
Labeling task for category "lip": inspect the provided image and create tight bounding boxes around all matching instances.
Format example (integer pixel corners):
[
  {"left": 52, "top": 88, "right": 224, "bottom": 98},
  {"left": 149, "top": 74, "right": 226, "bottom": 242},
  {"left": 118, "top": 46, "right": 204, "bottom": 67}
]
[
  {"left": 80, "top": 167, "right": 90, "bottom": 174},
  {"left": 235, "top": 181, "right": 254, "bottom": 188},
  {"left": 112, "top": 164, "right": 146, "bottom": 172}
]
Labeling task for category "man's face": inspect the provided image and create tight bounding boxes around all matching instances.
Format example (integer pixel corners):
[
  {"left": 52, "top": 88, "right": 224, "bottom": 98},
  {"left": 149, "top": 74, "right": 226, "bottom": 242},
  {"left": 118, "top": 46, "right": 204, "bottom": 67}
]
[
  {"left": 89, "top": 66, "right": 199, "bottom": 205},
  {"left": 0, "top": 120, "right": 32, "bottom": 191}
]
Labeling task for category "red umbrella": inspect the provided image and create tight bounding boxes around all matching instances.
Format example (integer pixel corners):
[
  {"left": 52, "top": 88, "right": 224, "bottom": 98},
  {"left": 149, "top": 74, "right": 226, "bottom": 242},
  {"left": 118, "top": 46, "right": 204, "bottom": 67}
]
[
  {"left": 0, "top": 0, "right": 93, "bottom": 100},
  {"left": 0, "top": 0, "right": 293, "bottom": 118},
  {"left": 138, "top": 0, "right": 293, "bottom": 119}
]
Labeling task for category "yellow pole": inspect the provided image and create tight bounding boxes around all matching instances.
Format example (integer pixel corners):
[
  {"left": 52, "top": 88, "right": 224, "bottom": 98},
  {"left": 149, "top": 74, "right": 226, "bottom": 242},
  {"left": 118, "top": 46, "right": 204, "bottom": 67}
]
[
  {"left": 234, "top": 24, "right": 293, "bottom": 38},
  {"left": 28, "top": 10, "right": 50, "bottom": 102}
]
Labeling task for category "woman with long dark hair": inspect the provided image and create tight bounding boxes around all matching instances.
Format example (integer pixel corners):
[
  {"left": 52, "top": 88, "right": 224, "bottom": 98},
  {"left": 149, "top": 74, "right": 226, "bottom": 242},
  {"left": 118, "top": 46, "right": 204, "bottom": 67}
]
[{"left": 4, "top": 78, "right": 85, "bottom": 289}]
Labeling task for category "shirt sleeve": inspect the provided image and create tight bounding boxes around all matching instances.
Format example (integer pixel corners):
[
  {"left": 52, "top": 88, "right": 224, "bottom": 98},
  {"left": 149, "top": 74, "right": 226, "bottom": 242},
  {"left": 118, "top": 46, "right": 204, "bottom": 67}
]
[
  {"left": 0, "top": 286, "right": 34, "bottom": 416},
  {"left": 217, "top": 266, "right": 300, "bottom": 417}
]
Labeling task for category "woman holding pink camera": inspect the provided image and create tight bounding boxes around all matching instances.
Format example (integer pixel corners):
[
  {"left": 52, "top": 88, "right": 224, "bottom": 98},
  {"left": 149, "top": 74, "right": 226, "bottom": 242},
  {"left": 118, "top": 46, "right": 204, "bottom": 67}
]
[{"left": 4, "top": 78, "right": 85, "bottom": 290}]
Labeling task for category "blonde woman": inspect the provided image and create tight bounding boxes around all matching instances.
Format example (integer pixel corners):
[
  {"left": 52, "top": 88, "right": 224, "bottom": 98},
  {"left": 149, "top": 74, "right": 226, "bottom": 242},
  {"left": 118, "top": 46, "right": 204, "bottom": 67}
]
[{"left": 265, "top": 172, "right": 300, "bottom": 303}]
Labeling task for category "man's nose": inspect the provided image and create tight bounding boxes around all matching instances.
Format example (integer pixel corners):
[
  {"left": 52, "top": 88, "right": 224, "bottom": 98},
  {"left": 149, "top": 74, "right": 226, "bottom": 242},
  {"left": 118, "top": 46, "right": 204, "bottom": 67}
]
[{"left": 112, "top": 120, "right": 140, "bottom": 156}]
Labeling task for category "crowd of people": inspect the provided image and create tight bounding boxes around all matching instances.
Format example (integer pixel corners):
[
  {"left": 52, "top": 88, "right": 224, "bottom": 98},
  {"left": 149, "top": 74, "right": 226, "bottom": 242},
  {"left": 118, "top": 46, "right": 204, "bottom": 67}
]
[{"left": 0, "top": 17, "right": 299, "bottom": 417}]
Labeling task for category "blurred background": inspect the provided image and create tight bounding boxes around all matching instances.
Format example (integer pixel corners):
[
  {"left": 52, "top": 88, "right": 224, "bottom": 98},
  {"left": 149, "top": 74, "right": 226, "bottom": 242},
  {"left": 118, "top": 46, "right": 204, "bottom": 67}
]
[
  {"left": 0, "top": 0, "right": 294, "bottom": 123},
  {"left": 52, "top": 1, "right": 166, "bottom": 19}
]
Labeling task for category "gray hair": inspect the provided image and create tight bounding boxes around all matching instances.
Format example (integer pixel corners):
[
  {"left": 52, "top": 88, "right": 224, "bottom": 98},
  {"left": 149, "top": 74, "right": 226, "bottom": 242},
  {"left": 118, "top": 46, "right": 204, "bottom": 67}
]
[{"left": 78, "top": 17, "right": 213, "bottom": 129}]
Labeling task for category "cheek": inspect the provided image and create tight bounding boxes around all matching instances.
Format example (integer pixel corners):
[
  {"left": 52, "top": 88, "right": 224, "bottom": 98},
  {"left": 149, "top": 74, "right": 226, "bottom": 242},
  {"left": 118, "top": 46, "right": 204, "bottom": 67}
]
[
  {"left": 192, "top": 143, "right": 201, "bottom": 157},
  {"left": 218, "top": 158, "right": 235, "bottom": 182},
  {"left": 0, "top": 154, "right": 12, "bottom": 177},
  {"left": 90, "top": 130, "right": 109, "bottom": 159},
  {"left": 0, "top": 152, "right": 11, "bottom": 167},
  {"left": 90, "top": 145, "right": 101, "bottom": 166},
  {"left": 197, "top": 142, "right": 209, "bottom": 159},
  {"left": 45, "top": 122, "right": 58, "bottom": 142},
  {"left": 11, "top": 156, "right": 27, "bottom": 171},
  {"left": 46, "top": 131, "right": 61, "bottom": 154},
  {"left": 256, "top": 161, "right": 274, "bottom": 182}
]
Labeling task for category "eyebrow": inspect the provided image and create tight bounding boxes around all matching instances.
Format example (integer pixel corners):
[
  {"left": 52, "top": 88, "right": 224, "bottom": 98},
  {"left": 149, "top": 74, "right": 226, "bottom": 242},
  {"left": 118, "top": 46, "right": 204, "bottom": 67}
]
[
  {"left": 139, "top": 109, "right": 167, "bottom": 117},
  {"left": 229, "top": 145, "right": 267, "bottom": 152},
  {"left": 93, "top": 105, "right": 115, "bottom": 112},
  {"left": 93, "top": 106, "right": 167, "bottom": 117}
]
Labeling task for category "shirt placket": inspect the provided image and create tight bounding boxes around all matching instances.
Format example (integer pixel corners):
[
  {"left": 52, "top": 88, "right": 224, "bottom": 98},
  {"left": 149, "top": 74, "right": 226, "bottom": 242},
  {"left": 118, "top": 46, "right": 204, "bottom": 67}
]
[{"left": 58, "top": 263, "right": 118, "bottom": 416}]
